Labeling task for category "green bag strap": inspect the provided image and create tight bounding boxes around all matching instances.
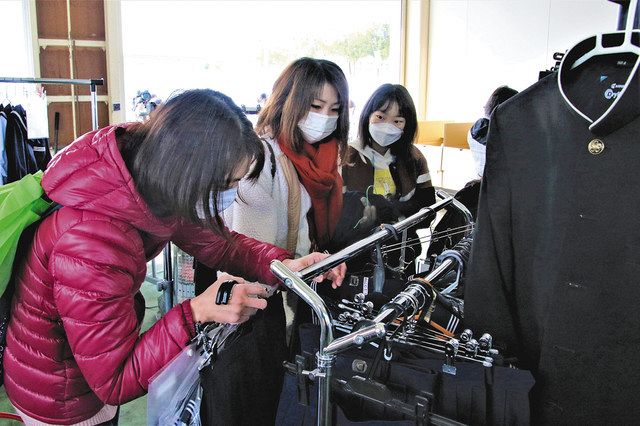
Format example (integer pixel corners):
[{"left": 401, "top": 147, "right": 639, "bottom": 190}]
[
  {"left": 0, "top": 171, "right": 56, "bottom": 296},
  {"left": 0, "top": 171, "right": 51, "bottom": 218}
]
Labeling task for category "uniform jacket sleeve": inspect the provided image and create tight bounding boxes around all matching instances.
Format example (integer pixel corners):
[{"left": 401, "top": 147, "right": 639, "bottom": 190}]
[
  {"left": 391, "top": 147, "right": 435, "bottom": 217},
  {"left": 464, "top": 110, "right": 519, "bottom": 354},
  {"left": 171, "top": 220, "right": 290, "bottom": 286},
  {"left": 50, "top": 219, "right": 197, "bottom": 405}
]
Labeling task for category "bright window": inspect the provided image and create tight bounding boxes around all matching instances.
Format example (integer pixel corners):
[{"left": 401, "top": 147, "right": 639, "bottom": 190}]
[
  {"left": 121, "top": 0, "right": 402, "bottom": 122},
  {"left": 423, "top": 0, "right": 621, "bottom": 189},
  {"left": 426, "top": 0, "right": 621, "bottom": 122},
  {"left": 0, "top": 1, "right": 33, "bottom": 77}
]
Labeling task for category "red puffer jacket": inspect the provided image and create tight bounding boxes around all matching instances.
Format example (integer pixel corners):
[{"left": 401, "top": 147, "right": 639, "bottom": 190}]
[{"left": 4, "top": 125, "right": 289, "bottom": 424}]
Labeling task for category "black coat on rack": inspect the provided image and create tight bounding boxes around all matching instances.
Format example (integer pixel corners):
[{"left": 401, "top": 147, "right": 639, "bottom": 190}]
[{"left": 2, "top": 104, "right": 51, "bottom": 183}]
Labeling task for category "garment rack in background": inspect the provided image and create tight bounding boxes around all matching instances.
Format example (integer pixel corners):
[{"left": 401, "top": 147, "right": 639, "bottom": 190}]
[{"left": 0, "top": 77, "right": 104, "bottom": 131}]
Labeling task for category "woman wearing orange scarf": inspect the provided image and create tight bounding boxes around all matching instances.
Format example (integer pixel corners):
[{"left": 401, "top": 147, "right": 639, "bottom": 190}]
[{"left": 195, "top": 58, "right": 349, "bottom": 425}]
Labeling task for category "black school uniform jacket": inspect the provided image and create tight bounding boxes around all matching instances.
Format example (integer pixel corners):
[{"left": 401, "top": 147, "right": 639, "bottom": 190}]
[{"left": 465, "top": 37, "right": 640, "bottom": 424}]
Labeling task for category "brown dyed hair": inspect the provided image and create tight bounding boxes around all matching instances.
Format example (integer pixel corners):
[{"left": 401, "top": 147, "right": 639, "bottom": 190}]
[
  {"left": 256, "top": 57, "right": 349, "bottom": 161},
  {"left": 121, "top": 89, "right": 264, "bottom": 235}
]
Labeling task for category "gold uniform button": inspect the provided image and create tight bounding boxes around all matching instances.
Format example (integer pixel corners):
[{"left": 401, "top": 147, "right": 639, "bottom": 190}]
[{"left": 588, "top": 139, "right": 605, "bottom": 155}]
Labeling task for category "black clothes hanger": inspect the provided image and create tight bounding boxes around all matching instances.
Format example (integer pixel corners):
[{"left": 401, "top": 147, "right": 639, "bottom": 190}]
[
  {"left": 570, "top": 0, "right": 639, "bottom": 70},
  {"left": 608, "top": 0, "right": 640, "bottom": 30}
]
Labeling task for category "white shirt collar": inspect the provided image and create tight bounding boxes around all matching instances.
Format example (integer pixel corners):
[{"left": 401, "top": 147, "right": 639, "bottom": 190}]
[{"left": 349, "top": 141, "right": 395, "bottom": 169}]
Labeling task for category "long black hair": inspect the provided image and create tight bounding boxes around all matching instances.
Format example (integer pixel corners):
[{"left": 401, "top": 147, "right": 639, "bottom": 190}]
[{"left": 121, "top": 89, "right": 264, "bottom": 235}]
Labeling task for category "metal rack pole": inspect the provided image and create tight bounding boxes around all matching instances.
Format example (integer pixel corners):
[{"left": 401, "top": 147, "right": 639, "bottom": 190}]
[
  {"left": 0, "top": 77, "right": 104, "bottom": 131},
  {"left": 297, "top": 197, "right": 453, "bottom": 282},
  {"left": 90, "top": 83, "right": 98, "bottom": 130}
]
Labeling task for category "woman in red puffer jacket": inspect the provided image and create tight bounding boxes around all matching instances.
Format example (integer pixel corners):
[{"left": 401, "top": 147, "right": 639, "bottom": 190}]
[{"left": 4, "top": 89, "right": 344, "bottom": 425}]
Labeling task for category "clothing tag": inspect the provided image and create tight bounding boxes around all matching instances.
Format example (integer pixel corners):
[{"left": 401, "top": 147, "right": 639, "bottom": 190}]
[
  {"left": 25, "top": 93, "right": 49, "bottom": 139},
  {"left": 604, "top": 83, "right": 625, "bottom": 100},
  {"left": 373, "top": 168, "right": 396, "bottom": 197},
  {"left": 616, "top": 60, "right": 634, "bottom": 68},
  {"left": 362, "top": 276, "right": 369, "bottom": 295}
]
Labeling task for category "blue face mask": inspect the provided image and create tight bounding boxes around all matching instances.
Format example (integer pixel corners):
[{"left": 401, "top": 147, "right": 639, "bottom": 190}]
[
  {"left": 196, "top": 187, "right": 238, "bottom": 220},
  {"left": 216, "top": 187, "right": 238, "bottom": 212}
]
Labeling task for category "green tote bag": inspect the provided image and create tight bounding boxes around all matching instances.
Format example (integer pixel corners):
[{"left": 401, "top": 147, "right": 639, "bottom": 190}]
[{"left": 0, "top": 171, "right": 54, "bottom": 296}]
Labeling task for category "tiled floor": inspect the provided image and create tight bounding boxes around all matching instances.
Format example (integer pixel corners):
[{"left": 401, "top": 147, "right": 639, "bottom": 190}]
[{"left": 0, "top": 280, "right": 162, "bottom": 425}]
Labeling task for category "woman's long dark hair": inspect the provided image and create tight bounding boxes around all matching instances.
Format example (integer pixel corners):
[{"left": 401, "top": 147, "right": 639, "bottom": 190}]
[
  {"left": 357, "top": 84, "right": 418, "bottom": 179},
  {"left": 256, "top": 57, "right": 349, "bottom": 162},
  {"left": 121, "top": 89, "right": 264, "bottom": 235}
]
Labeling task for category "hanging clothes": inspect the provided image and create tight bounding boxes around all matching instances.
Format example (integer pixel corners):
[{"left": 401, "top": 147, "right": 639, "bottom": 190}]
[
  {"left": 3, "top": 103, "right": 51, "bottom": 183},
  {"left": 277, "top": 324, "right": 535, "bottom": 425},
  {"left": 465, "top": 32, "right": 640, "bottom": 424},
  {"left": 0, "top": 106, "right": 7, "bottom": 185}
]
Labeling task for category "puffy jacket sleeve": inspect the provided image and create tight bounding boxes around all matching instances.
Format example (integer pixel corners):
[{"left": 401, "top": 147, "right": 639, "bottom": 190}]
[
  {"left": 171, "top": 221, "right": 290, "bottom": 286},
  {"left": 50, "top": 219, "right": 196, "bottom": 405},
  {"left": 390, "top": 146, "right": 435, "bottom": 217}
]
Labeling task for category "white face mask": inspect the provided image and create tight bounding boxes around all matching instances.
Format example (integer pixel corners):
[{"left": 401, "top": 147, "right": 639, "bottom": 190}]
[
  {"left": 196, "top": 187, "right": 238, "bottom": 219},
  {"left": 468, "top": 138, "right": 487, "bottom": 178},
  {"left": 298, "top": 111, "right": 338, "bottom": 144},
  {"left": 369, "top": 122, "right": 403, "bottom": 147}
]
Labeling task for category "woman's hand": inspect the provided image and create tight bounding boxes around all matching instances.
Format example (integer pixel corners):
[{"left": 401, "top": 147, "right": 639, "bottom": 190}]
[
  {"left": 190, "top": 274, "right": 270, "bottom": 324},
  {"left": 282, "top": 252, "right": 346, "bottom": 289}
]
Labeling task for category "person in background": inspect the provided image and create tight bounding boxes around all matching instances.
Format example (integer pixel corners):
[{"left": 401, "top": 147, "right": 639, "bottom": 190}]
[
  {"left": 132, "top": 89, "right": 162, "bottom": 122},
  {"left": 467, "top": 85, "right": 518, "bottom": 178},
  {"left": 346, "top": 98, "right": 359, "bottom": 143},
  {"left": 426, "top": 85, "right": 518, "bottom": 258},
  {"left": 257, "top": 92, "right": 268, "bottom": 109},
  {"left": 194, "top": 57, "right": 350, "bottom": 425},
  {"left": 342, "top": 83, "right": 435, "bottom": 271},
  {"left": 4, "top": 89, "right": 344, "bottom": 426}
]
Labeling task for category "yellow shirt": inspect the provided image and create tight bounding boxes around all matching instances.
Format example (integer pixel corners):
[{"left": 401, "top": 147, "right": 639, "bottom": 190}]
[{"left": 373, "top": 167, "right": 396, "bottom": 197}]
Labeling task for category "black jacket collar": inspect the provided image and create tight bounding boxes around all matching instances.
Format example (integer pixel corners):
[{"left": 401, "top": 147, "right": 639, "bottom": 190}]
[{"left": 558, "top": 31, "right": 640, "bottom": 136}]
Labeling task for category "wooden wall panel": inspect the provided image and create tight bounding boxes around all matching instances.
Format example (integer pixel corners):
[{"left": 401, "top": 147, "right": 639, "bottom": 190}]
[
  {"left": 39, "top": 47, "right": 72, "bottom": 96},
  {"left": 47, "top": 102, "right": 75, "bottom": 150},
  {"left": 69, "top": 0, "right": 105, "bottom": 40},
  {"left": 36, "top": 0, "right": 108, "bottom": 140},
  {"left": 36, "top": 0, "right": 68, "bottom": 39},
  {"left": 76, "top": 101, "right": 109, "bottom": 137},
  {"left": 73, "top": 47, "right": 108, "bottom": 95}
]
